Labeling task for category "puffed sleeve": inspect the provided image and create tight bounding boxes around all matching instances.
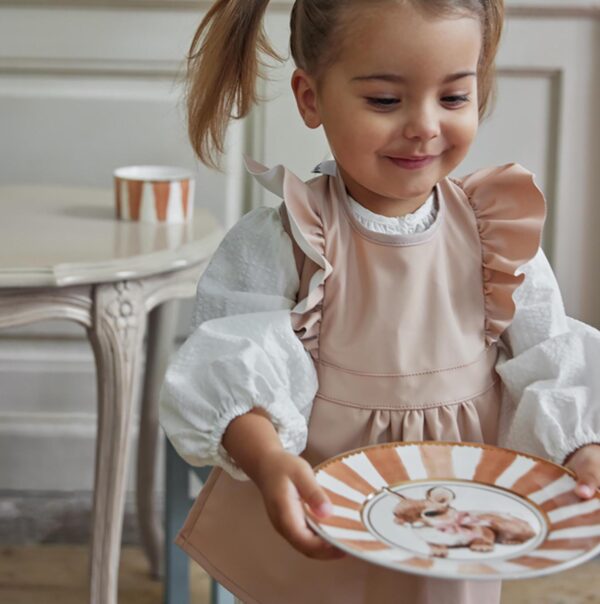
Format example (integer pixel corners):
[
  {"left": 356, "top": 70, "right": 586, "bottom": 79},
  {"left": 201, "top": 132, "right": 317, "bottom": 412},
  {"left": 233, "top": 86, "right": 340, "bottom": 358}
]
[
  {"left": 496, "top": 247, "right": 600, "bottom": 465},
  {"left": 159, "top": 206, "right": 318, "bottom": 481}
]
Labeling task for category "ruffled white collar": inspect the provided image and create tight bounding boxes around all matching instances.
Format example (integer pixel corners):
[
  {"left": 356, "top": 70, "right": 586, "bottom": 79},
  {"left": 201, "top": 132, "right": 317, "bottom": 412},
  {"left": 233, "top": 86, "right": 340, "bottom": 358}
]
[
  {"left": 314, "top": 159, "right": 438, "bottom": 236},
  {"left": 349, "top": 193, "right": 437, "bottom": 235}
]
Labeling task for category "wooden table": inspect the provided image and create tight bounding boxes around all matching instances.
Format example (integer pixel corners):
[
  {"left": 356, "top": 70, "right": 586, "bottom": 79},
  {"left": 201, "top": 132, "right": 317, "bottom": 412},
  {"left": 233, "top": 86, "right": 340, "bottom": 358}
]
[{"left": 0, "top": 185, "right": 223, "bottom": 604}]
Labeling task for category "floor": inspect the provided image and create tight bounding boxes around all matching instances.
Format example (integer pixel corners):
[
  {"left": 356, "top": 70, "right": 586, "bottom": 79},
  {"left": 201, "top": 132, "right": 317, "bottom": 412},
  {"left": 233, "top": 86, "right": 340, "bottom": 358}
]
[
  {"left": 0, "top": 546, "right": 207, "bottom": 604},
  {"left": 1, "top": 545, "right": 599, "bottom": 603}
]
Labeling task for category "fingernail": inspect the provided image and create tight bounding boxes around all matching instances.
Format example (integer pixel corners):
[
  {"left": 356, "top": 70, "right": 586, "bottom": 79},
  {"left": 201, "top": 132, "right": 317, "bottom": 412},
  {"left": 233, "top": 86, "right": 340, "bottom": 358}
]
[
  {"left": 316, "top": 502, "right": 334, "bottom": 517},
  {"left": 578, "top": 484, "right": 595, "bottom": 498}
]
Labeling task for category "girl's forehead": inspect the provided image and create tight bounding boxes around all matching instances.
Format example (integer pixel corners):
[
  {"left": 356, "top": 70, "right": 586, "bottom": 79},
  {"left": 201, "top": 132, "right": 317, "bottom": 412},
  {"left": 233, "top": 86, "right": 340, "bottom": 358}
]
[{"left": 336, "top": 4, "right": 482, "bottom": 79}]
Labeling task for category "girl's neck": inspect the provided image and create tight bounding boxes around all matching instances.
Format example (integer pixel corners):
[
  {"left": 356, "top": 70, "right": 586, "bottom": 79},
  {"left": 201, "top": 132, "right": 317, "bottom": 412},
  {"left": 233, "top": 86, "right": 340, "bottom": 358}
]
[
  {"left": 338, "top": 164, "right": 435, "bottom": 218},
  {"left": 349, "top": 189, "right": 436, "bottom": 222},
  {"left": 347, "top": 189, "right": 433, "bottom": 218}
]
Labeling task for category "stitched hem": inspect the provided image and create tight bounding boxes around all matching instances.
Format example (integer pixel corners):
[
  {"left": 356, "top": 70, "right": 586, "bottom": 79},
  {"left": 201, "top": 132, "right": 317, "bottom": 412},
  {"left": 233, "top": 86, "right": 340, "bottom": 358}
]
[
  {"left": 318, "top": 347, "right": 493, "bottom": 378},
  {"left": 176, "top": 531, "right": 261, "bottom": 604},
  {"left": 315, "top": 379, "right": 499, "bottom": 411}
]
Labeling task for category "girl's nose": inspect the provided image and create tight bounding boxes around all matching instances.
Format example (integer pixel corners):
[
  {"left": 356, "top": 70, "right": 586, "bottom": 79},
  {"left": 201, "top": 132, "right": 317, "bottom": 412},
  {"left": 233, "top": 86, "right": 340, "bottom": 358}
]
[{"left": 403, "top": 104, "right": 440, "bottom": 142}]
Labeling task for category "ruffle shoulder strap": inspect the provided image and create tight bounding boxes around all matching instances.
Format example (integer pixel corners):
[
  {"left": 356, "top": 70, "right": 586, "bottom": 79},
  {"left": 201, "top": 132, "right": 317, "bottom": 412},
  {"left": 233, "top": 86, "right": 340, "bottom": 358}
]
[
  {"left": 244, "top": 157, "right": 332, "bottom": 355},
  {"left": 453, "top": 163, "right": 547, "bottom": 345}
]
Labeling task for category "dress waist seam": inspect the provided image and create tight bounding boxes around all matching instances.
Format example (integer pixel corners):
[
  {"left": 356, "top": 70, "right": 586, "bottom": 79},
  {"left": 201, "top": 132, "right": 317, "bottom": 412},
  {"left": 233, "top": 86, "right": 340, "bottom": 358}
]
[
  {"left": 318, "top": 346, "right": 493, "bottom": 378},
  {"left": 315, "top": 377, "right": 499, "bottom": 411}
]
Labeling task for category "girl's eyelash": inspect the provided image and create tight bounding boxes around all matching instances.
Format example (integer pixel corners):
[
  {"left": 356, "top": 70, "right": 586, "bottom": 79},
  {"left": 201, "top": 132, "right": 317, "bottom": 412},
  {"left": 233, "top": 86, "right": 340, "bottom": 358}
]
[
  {"left": 442, "top": 95, "right": 470, "bottom": 105},
  {"left": 365, "top": 95, "right": 471, "bottom": 108},
  {"left": 366, "top": 97, "right": 399, "bottom": 107}
]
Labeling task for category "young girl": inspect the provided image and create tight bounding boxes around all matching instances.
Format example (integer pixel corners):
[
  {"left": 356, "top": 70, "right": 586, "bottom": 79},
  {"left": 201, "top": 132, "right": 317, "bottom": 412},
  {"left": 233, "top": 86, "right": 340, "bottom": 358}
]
[{"left": 160, "top": 1, "right": 600, "bottom": 602}]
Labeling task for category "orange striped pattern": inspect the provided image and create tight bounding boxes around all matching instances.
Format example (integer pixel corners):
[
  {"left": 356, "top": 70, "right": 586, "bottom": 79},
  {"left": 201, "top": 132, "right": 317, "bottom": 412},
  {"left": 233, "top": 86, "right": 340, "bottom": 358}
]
[
  {"left": 310, "top": 442, "right": 600, "bottom": 580},
  {"left": 153, "top": 182, "right": 170, "bottom": 221},
  {"left": 365, "top": 445, "right": 409, "bottom": 484},
  {"left": 321, "top": 489, "right": 362, "bottom": 510},
  {"left": 552, "top": 508, "right": 600, "bottom": 530},
  {"left": 539, "top": 537, "right": 600, "bottom": 550},
  {"left": 511, "top": 462, "right": 564, "bottom": 497},
  {"left": 458, "top": 563, "right": 499, "bottom": 575},
  {"left": 472, "top": 447, "right": 516, "bottom": 483},
  {"left": 114, "top": 176, "right": 193, "bottom": 223},
  {"left": 541, "top": 490, "right": 583, "bottom": 513},
  {"left": 403, "top": 557, "right": 434, "bottom": 569},
  {"left": 127, "top": 180, "right": 143, "bottom": 220},
  {"left": 181, "top": 179, "right": 190, "bottom": 217},
  {"left": 318, "top": 516, "right": 365, "bottom": 531},
  {"left": 326, "top": 461, "right": 376, "bottom": 496},
  {"left": 511, "top": 556, "right": 559, "bottom": 570},
  {"left": 420, "top": 444, "right": 454, "bottom": 478},
  {"left": 115, "top": 177, "right": 122, "bottom": 218},
  {"left": 340, "top": 540, "right": 389, "bottom": 552}
]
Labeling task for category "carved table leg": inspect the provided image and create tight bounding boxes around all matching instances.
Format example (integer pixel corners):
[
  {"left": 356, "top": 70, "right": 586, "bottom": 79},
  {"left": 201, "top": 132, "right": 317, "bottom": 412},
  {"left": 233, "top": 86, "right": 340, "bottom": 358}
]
[
  {"left": 88, "top": 281, "right": 147, "bottom": 604},
  {"left": 137, "top": 300, "right": 179, "bottom": 579}
]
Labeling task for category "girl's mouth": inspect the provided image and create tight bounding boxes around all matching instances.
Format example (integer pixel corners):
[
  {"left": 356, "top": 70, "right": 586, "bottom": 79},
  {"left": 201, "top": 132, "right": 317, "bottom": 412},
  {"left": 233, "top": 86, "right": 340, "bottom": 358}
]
[{"left": 387, "top": 155, "right": 437, "bottom": 170}]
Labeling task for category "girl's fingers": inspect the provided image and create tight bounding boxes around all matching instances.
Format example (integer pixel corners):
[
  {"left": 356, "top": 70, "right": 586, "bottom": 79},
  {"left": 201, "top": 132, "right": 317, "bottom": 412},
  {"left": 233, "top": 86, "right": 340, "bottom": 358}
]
[
  {"left": 269, "top": 481, "right": 344, "bottom": 560},
  {"left": 575, "top": 483, "right": 596, "bottom": 499},
  {"left": 570, "top": 464, "right": 600, "bottom": 499},
  {"left": 260, "top": 455, "right": 345, "bottom": 559},
  {"left": 292, "top": 461, "right": 334, "bottom": 518},
  {"left": 564, "top": 445, "right": 600, "bottom": 500},
  {"left": 283, "top": 487, "right": 345, "bottom": 559}
]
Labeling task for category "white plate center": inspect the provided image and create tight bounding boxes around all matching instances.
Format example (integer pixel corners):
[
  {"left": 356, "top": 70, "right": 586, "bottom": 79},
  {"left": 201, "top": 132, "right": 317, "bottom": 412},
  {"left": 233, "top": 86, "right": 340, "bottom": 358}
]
[{"left": 363, "top": 480, "right": 546, "bottom": 561}]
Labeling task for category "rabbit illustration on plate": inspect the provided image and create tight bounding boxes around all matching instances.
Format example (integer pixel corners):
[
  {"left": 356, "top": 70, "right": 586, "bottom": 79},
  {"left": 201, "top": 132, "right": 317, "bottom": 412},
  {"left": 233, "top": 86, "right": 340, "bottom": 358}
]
[{"left": 385, "top": 486, "right": 536, "bottom": 557}]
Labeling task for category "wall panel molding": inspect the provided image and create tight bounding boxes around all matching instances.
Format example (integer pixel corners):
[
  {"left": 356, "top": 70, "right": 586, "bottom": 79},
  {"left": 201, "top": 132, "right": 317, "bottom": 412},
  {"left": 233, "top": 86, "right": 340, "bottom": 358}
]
[
  {"left": 0, "top": 57, "right": 184, "bottom": 78},
  {"left": 494, "top": 66, "right": 562, "bottom": 264},
  {"left": 0, "top": 0, "right": 599, "bottom": 18},
  {"left": 0, "top": 412, "right": 142, "bottom": 491}
]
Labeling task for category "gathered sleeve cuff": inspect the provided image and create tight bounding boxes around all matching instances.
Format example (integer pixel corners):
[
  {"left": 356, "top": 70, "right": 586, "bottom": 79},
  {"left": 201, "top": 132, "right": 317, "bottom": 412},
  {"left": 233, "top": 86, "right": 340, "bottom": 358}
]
[
  {"left": 496, "top": 249, "right": 600, "bottom": 465},
  {"left": 160, "top": 310, "right": 317, "bottom": 480},
  {"left": 159, "top": 206, "right": 318, "bottom": 480},
  {"left": 456, "top": 164, "right": 546, "bottom": 345}
]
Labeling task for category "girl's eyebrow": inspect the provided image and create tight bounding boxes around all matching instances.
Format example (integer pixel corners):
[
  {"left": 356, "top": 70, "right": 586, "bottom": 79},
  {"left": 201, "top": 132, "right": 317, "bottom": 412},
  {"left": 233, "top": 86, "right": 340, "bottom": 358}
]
[{"left": 351, "top": 71, "right": 477, "bottom": 84}]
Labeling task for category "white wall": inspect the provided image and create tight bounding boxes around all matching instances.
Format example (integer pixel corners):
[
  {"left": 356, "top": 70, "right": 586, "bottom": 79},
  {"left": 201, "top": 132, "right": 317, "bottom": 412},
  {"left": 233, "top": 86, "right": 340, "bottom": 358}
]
[{"left": 0, "top": 0, "right": 598, "bottom": 493}]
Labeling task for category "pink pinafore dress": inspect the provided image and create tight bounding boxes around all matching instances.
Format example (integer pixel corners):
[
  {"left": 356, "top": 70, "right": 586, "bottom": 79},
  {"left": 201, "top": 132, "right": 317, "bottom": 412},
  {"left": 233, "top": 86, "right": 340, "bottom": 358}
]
[{"left": 175, "top": 158, "right": 546, "bottom": 604}]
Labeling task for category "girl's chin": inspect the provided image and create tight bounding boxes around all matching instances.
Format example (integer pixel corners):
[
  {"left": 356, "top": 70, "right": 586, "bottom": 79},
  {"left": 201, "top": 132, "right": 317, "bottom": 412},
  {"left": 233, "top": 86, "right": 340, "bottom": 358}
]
[{"left": 378, "top": 187, "right": 436, "bottom": 203}]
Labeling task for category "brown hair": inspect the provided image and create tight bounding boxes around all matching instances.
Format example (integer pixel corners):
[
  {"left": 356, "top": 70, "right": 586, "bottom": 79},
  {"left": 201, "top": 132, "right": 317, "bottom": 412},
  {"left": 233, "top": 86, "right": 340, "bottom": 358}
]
[{"left": 187, "top": 0, "right": 505, "bottom": 168}]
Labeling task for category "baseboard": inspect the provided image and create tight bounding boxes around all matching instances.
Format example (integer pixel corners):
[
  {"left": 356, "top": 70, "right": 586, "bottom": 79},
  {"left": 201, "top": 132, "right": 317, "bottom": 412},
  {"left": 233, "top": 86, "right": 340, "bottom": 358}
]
[{"left": 0, "top": 489, "right": 163, "bottom": 546}]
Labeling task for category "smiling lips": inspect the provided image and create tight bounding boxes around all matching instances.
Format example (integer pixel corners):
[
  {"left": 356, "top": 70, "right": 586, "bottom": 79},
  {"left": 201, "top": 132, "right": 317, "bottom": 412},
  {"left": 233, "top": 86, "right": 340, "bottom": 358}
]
[{"left": 387, "top": 155, "right": 438, "bottom": 170}]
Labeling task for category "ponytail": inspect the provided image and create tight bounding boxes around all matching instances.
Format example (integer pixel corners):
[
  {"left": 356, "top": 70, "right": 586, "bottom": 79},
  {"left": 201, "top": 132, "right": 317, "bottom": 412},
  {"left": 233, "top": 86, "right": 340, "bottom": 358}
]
[
  {"left": 477, "top": 0, "right": 504, "bottom": 121},
  {"left": 186, "top": 0, "right": 281, "bottom": 168}
]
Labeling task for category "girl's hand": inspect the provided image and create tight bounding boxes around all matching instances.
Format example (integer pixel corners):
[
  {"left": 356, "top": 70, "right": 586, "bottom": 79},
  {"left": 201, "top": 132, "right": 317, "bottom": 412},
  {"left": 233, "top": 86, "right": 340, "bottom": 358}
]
[
  {"left": 254, "top": 449, "right": 346, "bottom": 561},
  {"left": 564, "top": 444, "right": 600, "bottom": 499}
]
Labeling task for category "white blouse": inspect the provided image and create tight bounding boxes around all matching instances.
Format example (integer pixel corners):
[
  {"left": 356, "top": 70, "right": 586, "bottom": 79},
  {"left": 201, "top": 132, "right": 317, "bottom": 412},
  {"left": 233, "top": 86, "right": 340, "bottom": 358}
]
[
  {"left": 160, "top": 165, "right": 600, "bottom": 480},
  {"left": 349, "top": 191, "right": 437, "bottom": 235}
]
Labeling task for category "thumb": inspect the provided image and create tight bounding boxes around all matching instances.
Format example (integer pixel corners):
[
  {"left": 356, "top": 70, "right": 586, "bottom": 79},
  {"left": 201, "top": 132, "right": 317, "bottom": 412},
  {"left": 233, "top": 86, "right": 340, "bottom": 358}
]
[
  {"left": 574, "top": 482, "right": 597, "bottom": 500},
  {"left": 573, "top": 469, "right": 600, "bottom": 499},
  {"left": 294, "top": 463, "right": 334, "bottom": 519}
]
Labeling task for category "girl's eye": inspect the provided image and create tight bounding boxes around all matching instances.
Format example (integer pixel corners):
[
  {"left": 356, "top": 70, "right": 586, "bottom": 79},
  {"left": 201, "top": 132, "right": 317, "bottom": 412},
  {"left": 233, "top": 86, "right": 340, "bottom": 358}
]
[
  {"left": 366, "top": 97, "right": 400, "bottom": 108},
  {"left": 442, "top": 95, "right": 470, "bottom": 107}
]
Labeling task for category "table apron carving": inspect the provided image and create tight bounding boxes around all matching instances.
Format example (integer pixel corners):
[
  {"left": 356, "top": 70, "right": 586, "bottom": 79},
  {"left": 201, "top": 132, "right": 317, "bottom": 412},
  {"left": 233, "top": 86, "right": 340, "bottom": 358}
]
[{"left": 0, "top": 286, "right": 93, "bottom": 328}]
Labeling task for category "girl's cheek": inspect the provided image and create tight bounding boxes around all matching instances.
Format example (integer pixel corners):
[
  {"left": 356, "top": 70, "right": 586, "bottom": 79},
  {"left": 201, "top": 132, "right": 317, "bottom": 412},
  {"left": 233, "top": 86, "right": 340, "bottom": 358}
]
[
  {"left": 363, "top": 114, "right": 402, "bottom": 143},
  {"left": 448, "top": 116, "right": 478, "bottom": 147}
]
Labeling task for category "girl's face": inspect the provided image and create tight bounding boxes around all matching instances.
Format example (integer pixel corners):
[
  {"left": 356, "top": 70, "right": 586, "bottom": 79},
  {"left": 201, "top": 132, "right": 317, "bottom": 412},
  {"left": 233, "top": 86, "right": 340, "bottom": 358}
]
[{"left": 292, "top": 2, "right": 482, "bottom": 216}]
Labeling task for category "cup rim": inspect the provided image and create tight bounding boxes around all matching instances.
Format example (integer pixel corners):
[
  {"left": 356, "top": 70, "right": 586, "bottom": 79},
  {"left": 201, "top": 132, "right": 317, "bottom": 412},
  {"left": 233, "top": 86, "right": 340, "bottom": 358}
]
[{"left": 114, "top": 165, "right": 193, "bottom": 182}]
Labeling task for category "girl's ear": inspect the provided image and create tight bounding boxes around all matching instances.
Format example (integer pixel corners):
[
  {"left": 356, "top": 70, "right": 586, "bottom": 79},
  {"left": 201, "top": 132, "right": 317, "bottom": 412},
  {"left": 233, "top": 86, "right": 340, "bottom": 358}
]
[{"left": 291, "top": 68, "right": 322, "bottom": 129}]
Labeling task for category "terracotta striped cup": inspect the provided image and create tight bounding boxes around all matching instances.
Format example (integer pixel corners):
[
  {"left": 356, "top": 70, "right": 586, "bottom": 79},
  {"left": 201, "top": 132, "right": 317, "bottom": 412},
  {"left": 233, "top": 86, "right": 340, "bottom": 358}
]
[{"left": 114, "top": 165, "right": 194, "bottom": 224}]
